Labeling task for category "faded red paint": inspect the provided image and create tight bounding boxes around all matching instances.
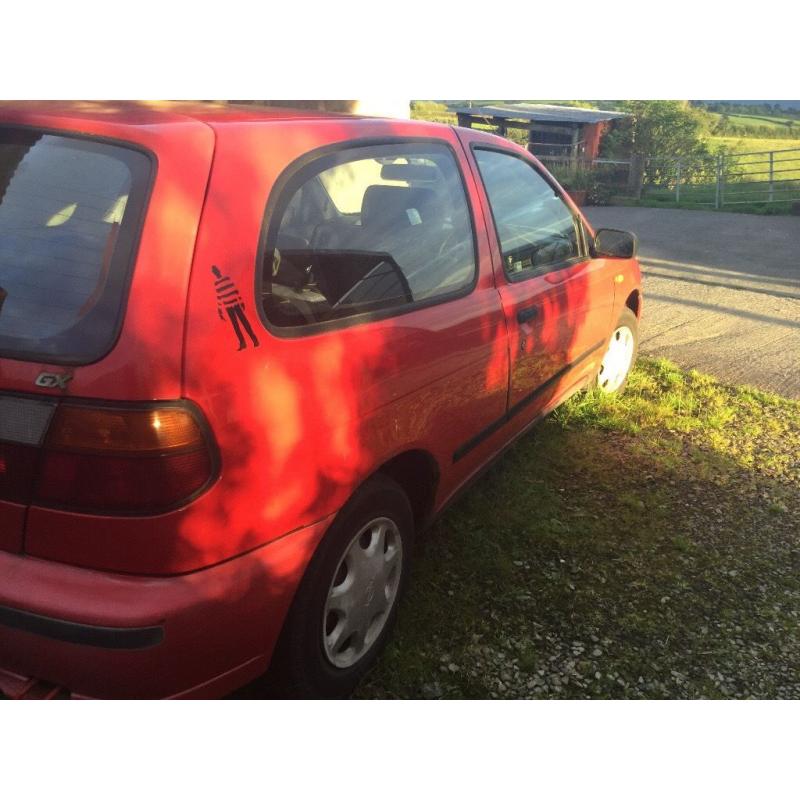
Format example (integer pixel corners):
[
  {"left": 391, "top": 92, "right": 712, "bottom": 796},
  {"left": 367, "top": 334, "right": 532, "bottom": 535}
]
[
  {"left": 0, "top": 102, "right": 641, "bottom": 698},
  {"left": 582, "top": 120, "right": 610, "bottom": 161}
]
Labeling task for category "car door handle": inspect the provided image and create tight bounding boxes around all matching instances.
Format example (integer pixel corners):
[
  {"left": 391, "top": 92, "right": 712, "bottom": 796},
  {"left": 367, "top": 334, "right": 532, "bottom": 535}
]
[{"left": 516, "top": 306, "right": 539, "bottom": 324}]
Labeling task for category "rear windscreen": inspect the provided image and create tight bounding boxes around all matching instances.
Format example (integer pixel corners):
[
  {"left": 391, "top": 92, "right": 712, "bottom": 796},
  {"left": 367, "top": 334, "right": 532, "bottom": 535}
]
[{"left": 0, "top": 128, "right": 152, "bottom": 364}]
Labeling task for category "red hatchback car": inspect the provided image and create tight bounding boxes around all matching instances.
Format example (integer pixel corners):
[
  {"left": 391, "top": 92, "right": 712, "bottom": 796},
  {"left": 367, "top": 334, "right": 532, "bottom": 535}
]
[{"left": 0, "top": 102, "right": 641, "bottom": 699}]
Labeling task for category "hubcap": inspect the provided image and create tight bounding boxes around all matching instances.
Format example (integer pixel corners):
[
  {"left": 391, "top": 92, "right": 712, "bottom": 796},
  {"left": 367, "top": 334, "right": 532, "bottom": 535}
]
[
  {"left": 598, "top": 325, "right": 634, "bottom": 393},
  {"left": 322, "top": 517, "right": 403, "bottom": 669}
]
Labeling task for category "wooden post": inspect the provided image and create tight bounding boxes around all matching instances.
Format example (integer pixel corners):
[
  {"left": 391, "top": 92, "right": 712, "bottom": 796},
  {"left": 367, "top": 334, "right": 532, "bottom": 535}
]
[
  {"left": 715, "top": 155, "right": 723, "bottom": 209},
  {"left": 769, "top": 151, "right": 774, "bottom": 202},
  {"left": 675, "top": 159, "right": 682, "bottom": 204}
]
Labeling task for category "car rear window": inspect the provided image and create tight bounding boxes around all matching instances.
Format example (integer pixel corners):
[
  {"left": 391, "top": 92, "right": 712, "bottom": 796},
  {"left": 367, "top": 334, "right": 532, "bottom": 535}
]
[{"left": 0, "top": 128, "right": 152, "bottom": 364}]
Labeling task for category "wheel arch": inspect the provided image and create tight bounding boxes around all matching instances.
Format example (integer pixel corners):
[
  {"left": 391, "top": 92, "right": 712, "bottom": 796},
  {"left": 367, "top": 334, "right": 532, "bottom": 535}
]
[
  {"left": 625, "top": 288, "right": 642, "bottom": 318},
  {"left": 375, "top": 449, "right": 440, "bottom": 531}
]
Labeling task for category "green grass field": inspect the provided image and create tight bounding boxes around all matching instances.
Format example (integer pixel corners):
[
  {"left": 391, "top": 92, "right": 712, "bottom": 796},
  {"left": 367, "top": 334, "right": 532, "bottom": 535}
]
[
  {"left": 709, "top": 112, "right": 800, "bottom": 135},
  {"left": 409, "top": 101, "right": 456, "bottom": 125},
  {"left": 711, "top": 136, "right": 800, "bottom": 155},
  {"left": 357, "top": 358, "right": 800, "bottom": 699}
]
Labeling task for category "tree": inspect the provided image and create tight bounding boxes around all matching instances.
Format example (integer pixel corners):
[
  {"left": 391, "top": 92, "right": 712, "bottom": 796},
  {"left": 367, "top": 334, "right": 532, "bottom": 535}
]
[
  {"left": 600, "top": 100, "right": 711, "bottom": 160},
  {"left": 600, "top": 101, "right": 714, "bottom": 189}
]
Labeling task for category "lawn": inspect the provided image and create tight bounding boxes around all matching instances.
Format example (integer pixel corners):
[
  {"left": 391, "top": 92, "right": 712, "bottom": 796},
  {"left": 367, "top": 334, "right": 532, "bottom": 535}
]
[{"left": 356, "top": 358, "right": 800, "bottom": 699}]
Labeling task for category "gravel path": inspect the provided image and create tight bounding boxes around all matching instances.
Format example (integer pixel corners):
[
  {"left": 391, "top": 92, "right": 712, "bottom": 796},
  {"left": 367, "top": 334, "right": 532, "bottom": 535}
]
[{"left": 584, "top": 206, "right": 800, "bottom": 399}]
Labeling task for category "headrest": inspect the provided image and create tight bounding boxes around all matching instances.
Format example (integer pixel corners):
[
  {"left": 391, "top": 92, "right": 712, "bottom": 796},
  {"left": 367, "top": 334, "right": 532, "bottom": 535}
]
[{"left": 361, "top": 185, "right": 439, "bottom": 230}]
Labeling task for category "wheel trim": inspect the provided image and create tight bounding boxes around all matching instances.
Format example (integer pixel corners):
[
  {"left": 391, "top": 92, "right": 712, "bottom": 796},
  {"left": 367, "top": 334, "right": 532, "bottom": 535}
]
[
  {"left": 322, "top": 516, "right": 402, "bottom": 669},
  {"left": 598, "top": 325, "right": 635, "bottom": 393}
]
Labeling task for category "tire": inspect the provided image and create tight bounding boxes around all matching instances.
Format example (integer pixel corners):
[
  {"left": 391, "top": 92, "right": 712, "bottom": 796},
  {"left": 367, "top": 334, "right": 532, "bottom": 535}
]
[
  {"left": 596, "top": 307, "right": 639, "bottom": 395},
  {"left": 266, "top": 474, "right": 414, "bottom": 699}
]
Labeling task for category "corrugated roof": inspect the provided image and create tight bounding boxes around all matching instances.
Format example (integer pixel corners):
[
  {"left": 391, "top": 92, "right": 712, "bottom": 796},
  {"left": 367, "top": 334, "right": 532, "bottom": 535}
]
[{"left": 452, "top": 103, "right": 629, "bottom": 124}]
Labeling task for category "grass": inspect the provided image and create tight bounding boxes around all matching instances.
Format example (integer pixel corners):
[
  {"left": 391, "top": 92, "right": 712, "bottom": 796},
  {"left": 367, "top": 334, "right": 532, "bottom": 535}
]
[
  {"left": 626, "top": 139, "right": 800, "bottom": 212},
  {"left": 356, "top": 358, "right": 800, "bottom": 699},
  {"left": 708, "top": 113, "right": 800, "bottom": 137},
  {"left": 410, "top": 101, "right": 456, "bottom": 125},
  {"left": 710, "top": 136, "right": 800, "bottom": 157}
]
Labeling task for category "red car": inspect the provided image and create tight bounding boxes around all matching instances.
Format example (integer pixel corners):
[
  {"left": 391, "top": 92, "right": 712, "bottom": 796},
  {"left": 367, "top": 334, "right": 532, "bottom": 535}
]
[{"left": 0, "top": 102, "right": 641, "bottom": 699}]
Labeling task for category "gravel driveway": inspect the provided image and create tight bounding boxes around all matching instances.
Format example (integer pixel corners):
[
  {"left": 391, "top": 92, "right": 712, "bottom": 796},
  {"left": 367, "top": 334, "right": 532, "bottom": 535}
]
[{"left": 584, "top": 207, "right": 800, "bottom": 398}]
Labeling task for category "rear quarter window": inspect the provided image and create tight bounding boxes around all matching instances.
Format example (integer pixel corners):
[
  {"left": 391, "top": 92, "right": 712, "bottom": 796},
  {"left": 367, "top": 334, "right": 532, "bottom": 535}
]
[
  {"left": 0, "top": 128, "right": 152, "bottom": 364},
  {"left": 259, "top": 141, "right": 477, "bottom": 331}
]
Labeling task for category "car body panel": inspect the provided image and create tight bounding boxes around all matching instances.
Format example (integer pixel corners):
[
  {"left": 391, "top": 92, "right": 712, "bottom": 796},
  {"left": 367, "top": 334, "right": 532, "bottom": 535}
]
[
  {"left": 0, "top": 514, "right": 331, "bottom": 698},
  {"left": 0, "top": 102, "right": 215, "bottom": 400},
  {"left": 181, "top": 118, "right": 510, "bottom": 567},
  {"left": 454, "top": 128, "right": 618, "bottom": 422}
]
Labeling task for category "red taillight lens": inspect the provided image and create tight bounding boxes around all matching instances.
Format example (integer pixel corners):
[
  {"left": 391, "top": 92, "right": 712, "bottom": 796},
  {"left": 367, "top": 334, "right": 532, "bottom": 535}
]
[
  {"left": 36, "top": 449, "right": 212, "bottom": 513},
  {"left": 0, "top": 441, "right": 40, "bottom": 504},
  {"left": 34, "top": 403, "right": 216, "bottom": 514}
]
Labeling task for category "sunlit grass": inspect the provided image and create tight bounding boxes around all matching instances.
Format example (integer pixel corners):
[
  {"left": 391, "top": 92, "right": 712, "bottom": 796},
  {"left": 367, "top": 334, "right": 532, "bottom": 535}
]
[{"left": 358, "top": 358, "right": 800, "bottom": 699}]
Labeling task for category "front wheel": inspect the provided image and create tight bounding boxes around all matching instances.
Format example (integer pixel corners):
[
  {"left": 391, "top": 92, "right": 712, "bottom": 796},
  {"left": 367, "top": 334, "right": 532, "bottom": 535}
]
[{"left": 596, "top": 307, "right": 639, "bottom": 394}]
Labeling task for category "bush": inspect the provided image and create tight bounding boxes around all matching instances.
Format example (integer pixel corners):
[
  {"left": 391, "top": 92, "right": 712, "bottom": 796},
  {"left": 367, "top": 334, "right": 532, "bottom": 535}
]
[{"left": 586, "top": 175, "right": 614, "bottom": 206}]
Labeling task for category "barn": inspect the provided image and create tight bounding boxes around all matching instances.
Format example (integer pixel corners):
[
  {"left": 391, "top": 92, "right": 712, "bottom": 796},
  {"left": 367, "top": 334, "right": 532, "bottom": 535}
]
[{"left": 452, "top": 103, "right": 628, "bottom": 166}]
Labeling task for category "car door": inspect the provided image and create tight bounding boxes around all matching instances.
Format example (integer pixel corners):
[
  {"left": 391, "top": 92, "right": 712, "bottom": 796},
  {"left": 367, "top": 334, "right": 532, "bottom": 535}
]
[{"left": 459, "top": 134, "right": 614, "bottom": 421}]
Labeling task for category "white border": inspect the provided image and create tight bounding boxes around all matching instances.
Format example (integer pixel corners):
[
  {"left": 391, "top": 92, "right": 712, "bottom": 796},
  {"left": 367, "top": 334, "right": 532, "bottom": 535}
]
[
  {"left": 1, "top": 2, "right": 796, "bottom": 797},
  {"left": 2, "top": 1, "right": 797, "bottom": 99}
]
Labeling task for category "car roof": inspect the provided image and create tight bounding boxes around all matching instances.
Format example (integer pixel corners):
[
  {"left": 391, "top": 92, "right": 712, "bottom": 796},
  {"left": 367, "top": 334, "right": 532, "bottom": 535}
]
[
  {"left": 0, "top": 101, "right": 461, "bottom": 152},
  {"left": 0, "top": 100, "right": 427, "bottom": 128}
]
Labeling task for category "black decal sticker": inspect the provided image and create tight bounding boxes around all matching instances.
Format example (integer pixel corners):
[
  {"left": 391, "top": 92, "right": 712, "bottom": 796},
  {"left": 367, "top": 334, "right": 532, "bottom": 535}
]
[{"left": 212, "top": 265, "right": 259, "bottom": 350}]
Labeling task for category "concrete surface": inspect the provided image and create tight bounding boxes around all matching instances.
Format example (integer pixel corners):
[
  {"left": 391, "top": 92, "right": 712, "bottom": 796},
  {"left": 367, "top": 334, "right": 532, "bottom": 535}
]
[{"left": 583, "top": 206, "right": 800, "bottom": 399}]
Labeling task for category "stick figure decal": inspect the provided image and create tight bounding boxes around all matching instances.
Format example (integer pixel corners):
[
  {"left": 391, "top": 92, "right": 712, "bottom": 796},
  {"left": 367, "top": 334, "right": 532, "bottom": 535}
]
[{"left": 212, "top": 265, "right": 259, "bottom": 350}]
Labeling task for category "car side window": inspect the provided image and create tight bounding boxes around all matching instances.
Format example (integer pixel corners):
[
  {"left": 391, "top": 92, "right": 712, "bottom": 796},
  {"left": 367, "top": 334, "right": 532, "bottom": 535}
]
[
  {"left": 261, "top": 142, "right": 476, "bottom": 329},
  {"left": 473, "top": 148, "right": 583, "bottom": 279}
]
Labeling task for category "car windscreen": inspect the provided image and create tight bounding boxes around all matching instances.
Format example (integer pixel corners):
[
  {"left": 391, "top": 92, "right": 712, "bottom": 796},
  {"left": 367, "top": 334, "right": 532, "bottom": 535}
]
[{"left": 0, "top": 128, "right": 152, "bottom": 364}]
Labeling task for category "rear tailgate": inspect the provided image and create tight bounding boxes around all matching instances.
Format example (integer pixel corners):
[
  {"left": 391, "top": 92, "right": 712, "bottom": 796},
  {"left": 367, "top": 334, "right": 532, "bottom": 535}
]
[{"left": 0, "top": 104, "right": 215, "bottom": 553}]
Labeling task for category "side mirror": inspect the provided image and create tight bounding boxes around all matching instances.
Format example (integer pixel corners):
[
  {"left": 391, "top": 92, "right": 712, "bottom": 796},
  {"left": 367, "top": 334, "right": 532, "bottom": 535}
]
[{"left": 593, "top": 228, "right": 638, "bottom": 259}]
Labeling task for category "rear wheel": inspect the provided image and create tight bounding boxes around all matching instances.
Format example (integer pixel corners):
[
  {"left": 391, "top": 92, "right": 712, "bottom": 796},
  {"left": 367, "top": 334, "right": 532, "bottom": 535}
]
[
  {"left": 597, "top": 307, "right": 639, "bottom": 394},
  {"left": 267, "top": 474, "right": 413, "bottom": 698}
]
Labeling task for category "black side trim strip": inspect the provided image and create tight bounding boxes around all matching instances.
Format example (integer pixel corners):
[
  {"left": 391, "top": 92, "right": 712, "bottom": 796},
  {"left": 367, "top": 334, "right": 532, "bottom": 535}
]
[
  {"left": 453, "top": 339, "right": 604, "bottom": 463},
  {"left": 0, "top": 604, "right": 164, "bottom": 650}
]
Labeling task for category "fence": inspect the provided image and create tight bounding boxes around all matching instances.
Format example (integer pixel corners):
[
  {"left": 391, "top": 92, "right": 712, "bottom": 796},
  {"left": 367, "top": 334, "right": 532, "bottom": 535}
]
[
  {"left": 528, "top": 140, "right": 587, "bottom": 171},
  {"left": 541, "top": 146, "right": 800, "bottom": 209}
]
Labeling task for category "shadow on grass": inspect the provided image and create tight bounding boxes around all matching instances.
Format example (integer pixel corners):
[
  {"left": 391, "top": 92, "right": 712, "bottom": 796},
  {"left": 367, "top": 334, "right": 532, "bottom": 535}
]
[{"left": 355, "top": 358, "right": 800, "bottom": 699}]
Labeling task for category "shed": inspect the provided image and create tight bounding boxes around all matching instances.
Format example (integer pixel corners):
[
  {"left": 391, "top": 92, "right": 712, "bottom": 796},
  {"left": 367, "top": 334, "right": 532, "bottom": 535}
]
[{"left": 452, "top": 103, "right": 628, "bottom": 164}]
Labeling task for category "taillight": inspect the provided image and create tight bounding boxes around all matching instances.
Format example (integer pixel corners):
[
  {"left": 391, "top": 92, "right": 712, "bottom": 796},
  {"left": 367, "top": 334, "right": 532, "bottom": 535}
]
[
  {"left": 0, "top": 440, "right": 41, "bottom": 504},
  {"left": 0, "top": 395, "right": 57, "bottom": 504},
  {"left": 0, "top": 397, "right": 216, "bottom": 515}
]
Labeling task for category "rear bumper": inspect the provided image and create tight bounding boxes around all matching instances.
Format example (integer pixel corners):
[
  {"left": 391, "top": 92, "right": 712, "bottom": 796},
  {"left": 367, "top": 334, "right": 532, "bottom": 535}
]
[{"left": 0, "top": 516, "right": 331, "bottom": 699}]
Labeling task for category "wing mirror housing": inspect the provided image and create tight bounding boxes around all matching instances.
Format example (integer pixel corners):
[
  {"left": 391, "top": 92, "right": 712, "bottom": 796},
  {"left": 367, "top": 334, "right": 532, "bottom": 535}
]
[{"left": 593, "top": 228, "right": 638, "bottom": 259}]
